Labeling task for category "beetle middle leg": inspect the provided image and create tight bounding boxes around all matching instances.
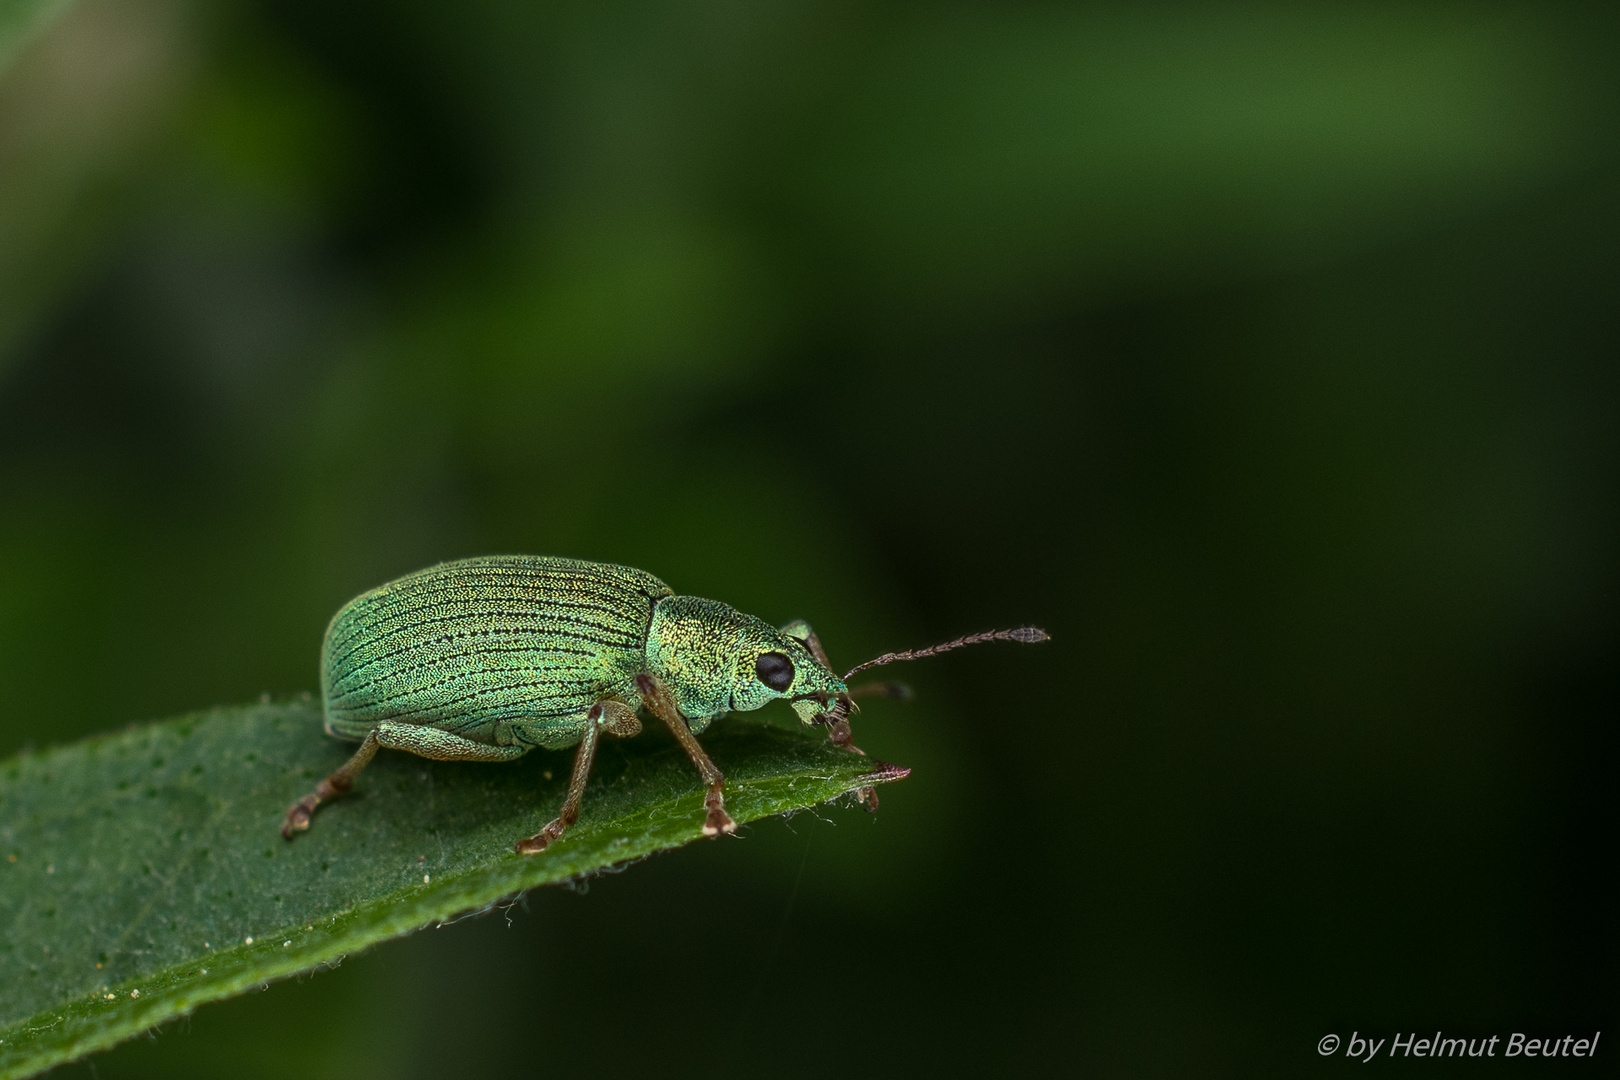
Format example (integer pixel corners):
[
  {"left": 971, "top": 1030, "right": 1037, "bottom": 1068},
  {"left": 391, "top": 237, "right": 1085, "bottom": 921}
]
[
  {"left": 636, "top": 672, "right": 736, "bottom": 838},
  {"left": 282, "top": 722, "right": 525, "bottom": 839},
  {"left": 513, "top": 700, "right": 640, "bottom": 855}
]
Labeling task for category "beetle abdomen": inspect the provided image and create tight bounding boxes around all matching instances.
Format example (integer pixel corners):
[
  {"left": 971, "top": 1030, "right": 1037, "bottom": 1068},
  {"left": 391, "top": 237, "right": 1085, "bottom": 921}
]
[{"left": 321, "top": 556, "right": 670, "bottom": 747}]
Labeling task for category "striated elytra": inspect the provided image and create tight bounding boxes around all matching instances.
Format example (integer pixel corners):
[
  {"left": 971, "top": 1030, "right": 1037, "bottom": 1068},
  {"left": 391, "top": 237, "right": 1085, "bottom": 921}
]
[{"left": 282, "top": 555, "right": 1048, "bottom": 853}]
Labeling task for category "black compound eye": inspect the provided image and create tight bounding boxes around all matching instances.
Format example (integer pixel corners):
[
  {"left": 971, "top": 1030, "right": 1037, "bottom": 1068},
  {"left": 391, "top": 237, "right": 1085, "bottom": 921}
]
[{"left": 755, "top": 651, "right": 795, "bottom": 692}]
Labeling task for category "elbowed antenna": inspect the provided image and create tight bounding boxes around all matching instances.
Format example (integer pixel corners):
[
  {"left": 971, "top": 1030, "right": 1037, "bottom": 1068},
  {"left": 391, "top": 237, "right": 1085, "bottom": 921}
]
[{"left": 842, "top": 626, "right": 1050, "bottom": 681}]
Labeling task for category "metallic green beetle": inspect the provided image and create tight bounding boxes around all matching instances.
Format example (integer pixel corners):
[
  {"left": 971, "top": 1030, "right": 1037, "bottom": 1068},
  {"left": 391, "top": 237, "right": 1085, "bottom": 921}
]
[{"left": 281, "top": 555, "right": 1047, "bottom": 853}]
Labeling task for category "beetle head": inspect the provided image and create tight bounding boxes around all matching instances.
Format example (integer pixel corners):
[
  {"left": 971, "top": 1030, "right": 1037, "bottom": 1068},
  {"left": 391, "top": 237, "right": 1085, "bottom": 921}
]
[
  {"left": 645, "top": 597, "right": 850, "bottom": 725},
  {"left": 728, "top": 617, "right": 850, "bottom": 723}
]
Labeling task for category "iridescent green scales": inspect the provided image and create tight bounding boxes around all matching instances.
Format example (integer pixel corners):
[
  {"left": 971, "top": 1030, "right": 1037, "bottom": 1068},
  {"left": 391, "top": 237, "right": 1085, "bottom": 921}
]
[
  {"left": 285, "top": 553, "right": 1043, "bottom": 853},
  {"left": 322, "top": 556, "right": 672, "bottom": 751}
]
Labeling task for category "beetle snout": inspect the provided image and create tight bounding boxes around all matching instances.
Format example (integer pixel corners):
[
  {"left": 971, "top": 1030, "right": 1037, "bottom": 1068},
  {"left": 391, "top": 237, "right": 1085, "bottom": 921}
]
[
  {"left": 790, "top": 691, "right": 853, "bottom": 728},
  {"left": 790, "top": 697, "right": 827, "bottom": 726}
]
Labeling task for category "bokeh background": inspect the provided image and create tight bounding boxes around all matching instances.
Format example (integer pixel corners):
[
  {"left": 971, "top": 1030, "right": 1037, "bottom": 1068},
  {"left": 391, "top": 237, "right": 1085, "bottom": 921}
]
[{"left": 3, "top": 1, "right": 1616, "bottom": 1076}]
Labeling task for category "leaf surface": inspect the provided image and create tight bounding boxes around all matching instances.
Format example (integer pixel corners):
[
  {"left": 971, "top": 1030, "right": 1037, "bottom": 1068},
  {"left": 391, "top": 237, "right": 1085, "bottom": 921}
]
[{"left": 0, "top": 701, "right": 904, "bottom": 1079}]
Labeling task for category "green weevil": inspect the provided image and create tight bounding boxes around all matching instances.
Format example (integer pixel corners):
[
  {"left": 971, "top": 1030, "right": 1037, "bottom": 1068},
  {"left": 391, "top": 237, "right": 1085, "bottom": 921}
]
[{"left": 281, "top": 555, "right": 1048, "bottom": 854}]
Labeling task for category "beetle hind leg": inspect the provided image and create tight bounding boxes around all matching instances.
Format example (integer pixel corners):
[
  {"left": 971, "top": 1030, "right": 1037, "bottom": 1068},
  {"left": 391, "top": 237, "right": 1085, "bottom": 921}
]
[
  {"left": 283, "top": 722, "right": 526, "bottom": 840},
  {"left": 282, "top": 730, "right": 380, "bottom": 839}
]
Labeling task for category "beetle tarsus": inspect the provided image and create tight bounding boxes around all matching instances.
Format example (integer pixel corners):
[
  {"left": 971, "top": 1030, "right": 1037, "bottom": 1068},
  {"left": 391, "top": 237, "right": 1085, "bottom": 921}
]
[
  {"left": 281, "top": 774, "right": 352, "bottom": 839},
  {"left": 514, "top": 818, "right": 568, "bottom": 855},
  {"left": 280, "top": 798, "right": 316, "bottom": 838},
  {"left": 701, "top": 786, "right": 736, "bottom": 836},
  {"left": 825, "top": 715, "right": 865, "bottom": 755}
]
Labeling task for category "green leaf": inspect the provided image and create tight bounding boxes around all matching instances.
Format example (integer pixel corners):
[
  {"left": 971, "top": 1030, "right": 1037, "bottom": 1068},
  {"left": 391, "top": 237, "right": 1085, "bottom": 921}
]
[
  {"left": 0, "top": 0, "right": 73, "bottom": 76},
  {"left": 0, "top": 701, "right": 905, "bottom": 1079}
]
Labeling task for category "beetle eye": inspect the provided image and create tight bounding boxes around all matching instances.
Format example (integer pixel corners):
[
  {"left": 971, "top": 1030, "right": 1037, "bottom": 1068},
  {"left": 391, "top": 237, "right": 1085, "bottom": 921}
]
[{"left": 755, "top": 651, "right": 795, "bottom": 692}]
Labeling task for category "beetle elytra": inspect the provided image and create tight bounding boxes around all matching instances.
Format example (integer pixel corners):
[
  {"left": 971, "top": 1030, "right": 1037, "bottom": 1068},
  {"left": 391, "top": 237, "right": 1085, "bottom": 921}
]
[{"left": 281, "top": 555, "right": 1047, "bottom": 853}]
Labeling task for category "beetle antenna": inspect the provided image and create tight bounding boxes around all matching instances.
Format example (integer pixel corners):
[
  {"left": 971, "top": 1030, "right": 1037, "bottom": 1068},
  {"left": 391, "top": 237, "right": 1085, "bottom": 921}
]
[{"left": 842, "top": 626, "right": 1050, "bottom": 680}]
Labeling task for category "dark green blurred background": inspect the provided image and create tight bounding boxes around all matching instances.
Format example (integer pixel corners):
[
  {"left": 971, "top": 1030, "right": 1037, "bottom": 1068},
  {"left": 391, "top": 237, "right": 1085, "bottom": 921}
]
[{"left": 3, "top": 1, "right": 1616, "bottom": 1076}]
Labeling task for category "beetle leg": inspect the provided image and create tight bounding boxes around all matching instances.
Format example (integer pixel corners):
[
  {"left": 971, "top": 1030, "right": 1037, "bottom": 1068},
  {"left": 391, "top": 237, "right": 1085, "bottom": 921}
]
[
  {"left": 825, "top": 714, "right": 861, "bottom": 753},
  {"left": 596, "top": 698, "right": 641, "bottom": 738},
  {"left": 815, "top": 696, "right": 865, "bottom": 755},
  {"left": 514, "top": 712, "right": 603, "bottom": 855},
  {"left": 513, "top": 700, "right": 643, "bottom": 854},
  {"left": 801, "top": 627, "right": 835, "bottom": 672},
  {"left": 281, "top": 729, "right": 380, "bottom": 838},
  {"left": 283, "top": 722, "right": 526, "bottom": 840},
  {"left": 636, "top": 672, "right": 736, "bottom": 837}
]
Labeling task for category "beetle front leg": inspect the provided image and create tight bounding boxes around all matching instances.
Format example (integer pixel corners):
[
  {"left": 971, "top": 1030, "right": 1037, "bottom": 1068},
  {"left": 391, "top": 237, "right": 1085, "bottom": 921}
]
[
  {"left": 636, "top": 672, "right": 736, "bottom": 837},
  {"left": 514, "top": 700, "right": 639, "bottom": 855}
]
